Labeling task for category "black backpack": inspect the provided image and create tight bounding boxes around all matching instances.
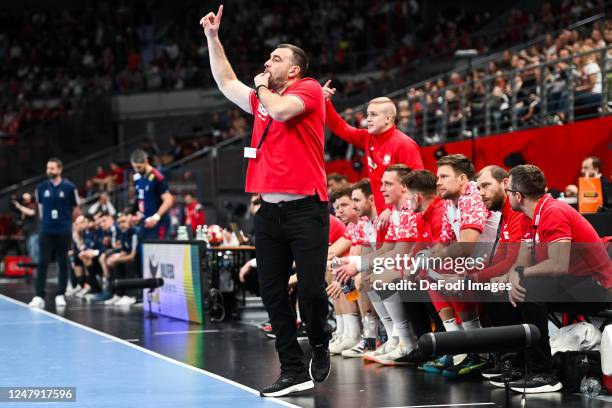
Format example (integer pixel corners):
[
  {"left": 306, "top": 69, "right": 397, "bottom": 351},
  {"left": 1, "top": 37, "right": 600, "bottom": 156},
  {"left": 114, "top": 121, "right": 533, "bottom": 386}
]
[{"left": 552, "top": 350, "right": 602, "bottom": 393}]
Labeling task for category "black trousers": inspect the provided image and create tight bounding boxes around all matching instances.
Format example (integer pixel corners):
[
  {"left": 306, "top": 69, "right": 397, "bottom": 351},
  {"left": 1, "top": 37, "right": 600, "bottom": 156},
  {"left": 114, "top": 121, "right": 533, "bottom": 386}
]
[
  {"left": 484, "top": 275, "right": 609, "bottom": 373},
  {"left": 35, "top": 232, "right": 72, "bottom": 298},
  {"left": 255, "top": 196, "right": 330, "bottom": 375}
]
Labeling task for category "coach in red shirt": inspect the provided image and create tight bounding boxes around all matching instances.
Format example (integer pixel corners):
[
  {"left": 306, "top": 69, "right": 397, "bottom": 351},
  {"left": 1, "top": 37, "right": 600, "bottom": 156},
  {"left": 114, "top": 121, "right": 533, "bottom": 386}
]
[
  {"left": 322, "top": 81, "right": 423, "bottom": 221},
  {"left": 201, "top": 6, "right": 330, "bottom": 397},
  {"left": 490, "top": 164, "right": 611, "bottom": 394}
]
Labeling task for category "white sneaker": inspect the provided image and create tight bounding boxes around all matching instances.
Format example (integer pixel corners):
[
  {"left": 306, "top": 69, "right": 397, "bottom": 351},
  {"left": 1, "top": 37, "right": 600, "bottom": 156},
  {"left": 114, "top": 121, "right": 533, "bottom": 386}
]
[
  {"left": 341, "top": 337, "right": 377, "bottom": 358},
  {"left": 363, "top": 339, "right": 399, "bottom": 362},
  {"left": 115, "top": 296, "right": 136, "bottom": 306},
  {"left": 75, "top": 286, "right": 91, "bottom": 298},
  {"left": 54, "top": 295, "right": 66, "bottom": 307},
  {"left": 104, "top": 294, "right": 122, "bottom": 305},
  {"left": 329, "top": 332, "right": 342, "bottom": 348},
  {"left": 84, "top": 293, "right": 98, "bottom": 303},
  {"left": 329, "top": 337, "right": 360, "bottom": 355},
  {"left": 65, "top": 284, "right": 82, "bottom": 297},
  {"left": 374, "top": 342, "right": 418, "bottom": 366},
  {"left": 28, "top": 296, "right": 45, "bottom": 309}
]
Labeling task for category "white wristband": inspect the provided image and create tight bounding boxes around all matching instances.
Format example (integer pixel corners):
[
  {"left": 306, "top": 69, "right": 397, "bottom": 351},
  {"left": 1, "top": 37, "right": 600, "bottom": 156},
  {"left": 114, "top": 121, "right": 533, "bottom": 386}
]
[
  {"left": 248, "top": 258, "right": 257, "bottom": 268},
  {"left": 348, "top": 255, "right": 363, "bottom": 272},
  {"left": 151, "top": 213, "right": 161, "bottom": 222}
]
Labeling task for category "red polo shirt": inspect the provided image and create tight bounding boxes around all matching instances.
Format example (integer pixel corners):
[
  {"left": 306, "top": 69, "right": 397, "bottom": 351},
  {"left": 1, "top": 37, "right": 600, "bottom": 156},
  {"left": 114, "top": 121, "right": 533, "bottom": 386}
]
[
  {"left": 325, "top": 100, "right": 423, "bottom": 212},
  {"left": 416, "top": 196, "right": 445, "bottom": 243},
  {"left": 329, "top": 214, "right": 346, "bottom": 244},
  {"left": 477, "top": 197, "right": 531, "bottom": 282},
  {"left": 529, "top": 194, "right": 612, "bottom": 288},
  {"left": 246, "top": 78, "right": 328, "bottom": 201}
]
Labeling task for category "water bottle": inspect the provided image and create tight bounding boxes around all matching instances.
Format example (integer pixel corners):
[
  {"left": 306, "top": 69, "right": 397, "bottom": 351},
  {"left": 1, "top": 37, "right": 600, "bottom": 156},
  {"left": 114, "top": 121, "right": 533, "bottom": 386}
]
[
  {"left": 579, "top": 356, "right": 602, "bottom": 397},
  {"left": 331, "top": 256, "right": 360, "bottom": 301}
]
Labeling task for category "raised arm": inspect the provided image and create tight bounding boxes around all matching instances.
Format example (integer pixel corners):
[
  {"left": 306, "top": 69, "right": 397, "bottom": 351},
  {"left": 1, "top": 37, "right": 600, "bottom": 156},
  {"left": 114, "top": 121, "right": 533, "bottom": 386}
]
[
  {"left": 323, "top": 81, "right": 366, "bottom": 150},
  {"left": 200, "top": 5, "right": 252, "bottom": 114}
]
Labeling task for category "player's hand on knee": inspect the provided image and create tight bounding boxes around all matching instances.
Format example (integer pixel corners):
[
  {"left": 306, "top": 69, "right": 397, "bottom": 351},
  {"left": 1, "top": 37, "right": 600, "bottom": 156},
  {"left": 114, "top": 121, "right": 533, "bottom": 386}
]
[{"left": 326, "top": 281, "right": 342, "bottom": 299}]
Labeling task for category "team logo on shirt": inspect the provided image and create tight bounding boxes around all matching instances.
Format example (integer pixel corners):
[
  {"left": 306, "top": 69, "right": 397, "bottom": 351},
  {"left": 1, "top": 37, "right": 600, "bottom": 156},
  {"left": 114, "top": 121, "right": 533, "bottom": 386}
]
[
  {"left": 44, "top": 190, "right": 50, "bottom": 197},
  {"left": 257, "top": 103, "right": 269, "bottom": 121},
  {"left": 59, "top": 191, "right": 65, "bottom": 198},
  {"left": 383, "top": 154, "right": 391, "bottom": 165}
]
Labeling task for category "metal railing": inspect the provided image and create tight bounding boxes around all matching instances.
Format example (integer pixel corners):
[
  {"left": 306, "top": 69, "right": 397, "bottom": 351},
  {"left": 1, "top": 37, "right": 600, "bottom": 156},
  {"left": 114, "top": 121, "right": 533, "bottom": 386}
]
[
  {"left": 78, "top": 135, "right": 247, "bottom": 216},
  {"left": 391, "top": 46, "right": 611, "bottom": 145}
]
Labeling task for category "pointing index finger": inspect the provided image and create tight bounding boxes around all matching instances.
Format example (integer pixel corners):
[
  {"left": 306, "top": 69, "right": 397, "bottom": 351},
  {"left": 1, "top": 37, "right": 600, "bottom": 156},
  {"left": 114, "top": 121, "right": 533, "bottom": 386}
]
[{"left": 216, "top": 5, "right": 224, "bottom": 24}]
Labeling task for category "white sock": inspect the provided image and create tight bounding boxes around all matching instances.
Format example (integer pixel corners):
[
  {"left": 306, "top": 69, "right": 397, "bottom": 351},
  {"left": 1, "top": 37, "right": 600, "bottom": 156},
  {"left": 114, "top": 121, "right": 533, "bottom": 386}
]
[
  {"left": 461, "top": 316, "right": 482, "bottom": 331},
  {"left": 368, "top": 290, "right": 394, "bottom": 337},
  {"left": 344, "top": 313, "right": 361, "bottom": 340},
  {"left": 443, "top": 317, "right": 462, "bottom": 332},
  {"left": 363, "top": 314, "right": 379, "bottom": 339},
  {"left": 383, "top": 294, "right": 416, "bottom": 350},
  {"left": 335, "top": 314, "right": 344, "bottom": 338}
]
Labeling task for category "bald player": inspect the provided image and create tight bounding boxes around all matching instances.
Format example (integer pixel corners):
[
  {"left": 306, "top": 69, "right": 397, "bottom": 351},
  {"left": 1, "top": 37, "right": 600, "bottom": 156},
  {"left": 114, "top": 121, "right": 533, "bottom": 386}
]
[{"left": 323, "top": 82, "right": 423, "bottom": 228}]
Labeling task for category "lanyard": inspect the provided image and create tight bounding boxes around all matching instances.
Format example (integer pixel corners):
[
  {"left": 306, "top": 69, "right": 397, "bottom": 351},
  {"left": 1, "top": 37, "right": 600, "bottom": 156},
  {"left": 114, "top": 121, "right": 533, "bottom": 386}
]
[
  {"left": 488, "top": 215, "right": 504, "bottom": 267},
  {"left": 256, "top": 118, "right": 273, "bottom": 150}
]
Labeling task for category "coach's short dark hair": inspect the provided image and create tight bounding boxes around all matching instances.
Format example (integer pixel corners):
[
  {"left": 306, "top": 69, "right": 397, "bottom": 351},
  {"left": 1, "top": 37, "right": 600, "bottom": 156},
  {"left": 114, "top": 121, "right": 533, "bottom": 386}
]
[
  {"left": 48, "top": 157, "right": 63, "bottom": 169},
  {"left": 278, "top": 44, "right": 309, "bottom": 77},
  {"left": 330, "top": 186, "right": 353, "bottom": 203},
  {"left": 437, "top": 154, "right": 475, "bottom": 179},
  {"left": 130, "top": 149, "right": 148, "bottom": 164},
  {"left": 384, "top": 164, "right": 412, "bottom": 180},
  {"left": 352, "top": 178, "right": 372, "bottom": 197},
  {"left": 403, "top": 170, "right": 437, "bottom": 195},
  {"left": 476, "top": 165, "right": 509, "bottom": 183},
  {"left": 509, "top": 164, "right": 546, "bottom": 198}
]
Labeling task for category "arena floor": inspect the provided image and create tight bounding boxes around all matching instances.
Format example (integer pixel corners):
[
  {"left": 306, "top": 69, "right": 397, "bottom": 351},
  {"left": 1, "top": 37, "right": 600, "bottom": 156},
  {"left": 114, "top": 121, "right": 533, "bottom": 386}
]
[{"left": 1, "top": 279, "right": 611, "bottom": 408}]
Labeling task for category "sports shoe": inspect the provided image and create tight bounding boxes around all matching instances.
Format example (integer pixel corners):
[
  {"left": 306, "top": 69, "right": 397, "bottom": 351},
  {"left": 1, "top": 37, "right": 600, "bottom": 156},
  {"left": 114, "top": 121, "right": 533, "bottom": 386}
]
[
  {"left": 482, "top": 353, "right": 520, "bottom": 379},
  {"left": 93, "top": 291, "right": 113, "bottom": 302},
  {"left": 421, "top": 355, "right": 454, "bottom": 373},
  {"left": 115, "top": 296, "right": 137, "bottom": 306},
  {"left": 329, "top": 332, "right": 341, "bottom": 348},
  {"left": 28, "top": 296, "right": 45, "bottom": 309},
  {"left": 309, "top": 344, "right": 331, "bottom": 382},
  {"left": 259, "top": 372, "right": 314, "bottom": 397},
  {"left": 489, "top": 369, "right": 525, "bottom": 388},
  {"left": 341, "top": 337, "right": 376, "bottom": 358},
  {"left": 363, "top": 339, "right": 398, "bottom": 362},
  {"left": 374, "top": 343, "right": 419, "bottom": 366},
  {"left": 65, "top": 284, "right": 82, "bottom": 297},
  {"left": 75, "top": 285, "right": 91, "bottom": 299},
  {"left": 104, "top": 294, "right": 122, "bottom": 305},
  {"left": 54, "top": 295, "right": 66, "bottom": 307},
  {"left": 257, "top": 320, "right": 270, "bottom": 330},
  {"left": 261, "top": 323, "right": 273, "bottom": 334},
  {"left": 509, "top": 373, "right": 563, "bottom": 393},
  {"left": 442, "top": 353, "right": 489, "bottom": 378},
  {"left": 329, "top": 337, "right": 360, "bottom": 355}
]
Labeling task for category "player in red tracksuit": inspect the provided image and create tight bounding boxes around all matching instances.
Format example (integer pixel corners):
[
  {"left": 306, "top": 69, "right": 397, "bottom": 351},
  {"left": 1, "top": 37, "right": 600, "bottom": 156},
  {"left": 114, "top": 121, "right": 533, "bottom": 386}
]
[{"left": 322, "top": 81, "right": 423, "bottom": 229}]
